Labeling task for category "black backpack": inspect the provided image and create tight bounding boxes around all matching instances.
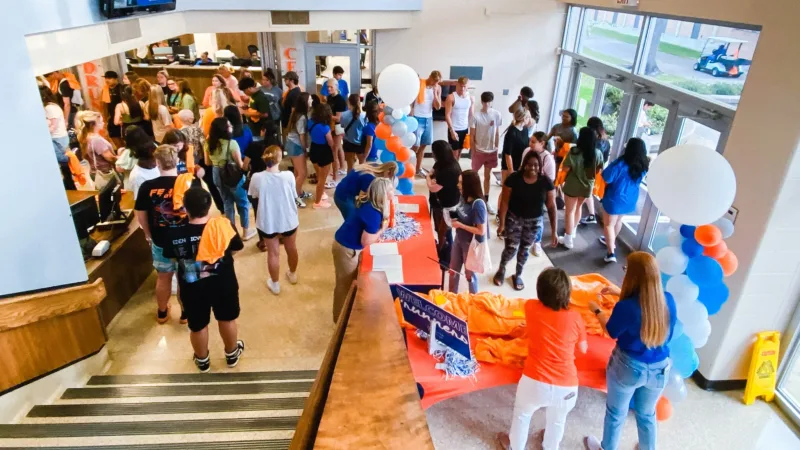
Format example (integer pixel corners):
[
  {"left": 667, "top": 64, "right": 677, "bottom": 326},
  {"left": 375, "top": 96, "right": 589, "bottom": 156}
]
[{"left": 264, "top": 92, "right": 282, "bottom": 122}]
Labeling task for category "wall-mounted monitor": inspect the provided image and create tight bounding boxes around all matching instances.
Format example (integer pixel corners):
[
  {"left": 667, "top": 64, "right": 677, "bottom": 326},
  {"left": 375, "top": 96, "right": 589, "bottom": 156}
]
[{"left": 100, "top": 0, "right": 177, "bottom": 19}]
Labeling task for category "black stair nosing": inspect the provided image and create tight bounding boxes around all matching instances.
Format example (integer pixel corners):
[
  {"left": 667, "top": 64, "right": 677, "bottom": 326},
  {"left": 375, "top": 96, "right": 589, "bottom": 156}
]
[
  {"left": 87, "top": 370, "right": 318, "bottom": 385},
  {"left": 28, "top": 397, "right": 307, "bottom": 417},
  {"left": 61, "top": 381, "right": 313, "bottom": 399},
  {"left": 0, "top": 440, "right": 290, "bottom": 450},
  {"left": 0, "top": 416, "right": 298, "bottom": 438}
]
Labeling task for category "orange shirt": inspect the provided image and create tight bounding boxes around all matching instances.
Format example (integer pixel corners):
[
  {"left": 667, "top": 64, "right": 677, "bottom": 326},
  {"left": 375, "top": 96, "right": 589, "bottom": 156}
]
[{"left": 522, "top": 299, "right": 587, "bottom": 387}]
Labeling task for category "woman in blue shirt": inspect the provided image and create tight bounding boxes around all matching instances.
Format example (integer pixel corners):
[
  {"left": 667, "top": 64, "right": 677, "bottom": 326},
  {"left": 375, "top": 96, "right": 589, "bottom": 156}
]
[
  {"left": 307, "top": 102, "right": 336, "bottom": 209},
  {"left": 334, "top": 162, "right": 397, "bottom": 220},
  {"left": 449, "top": 170, "right": 487, "bottom": 294},
  {"left": 600, "top": 138, "right": 649, "bottom": 263},
  {"left": 224, "top": 106, "right": 253, "bottom": 155},
  {"left": 331, "top": 178, "right": 393, "bottom": 322},
  {"left": 362, "top": 101, "right": 380, "bottom": 162},
  {"left": 586, "top": 251, "right": 677, "bottom": 450},
  {"left": 340, "top": 94, "right": 365, "bottom": 173}
]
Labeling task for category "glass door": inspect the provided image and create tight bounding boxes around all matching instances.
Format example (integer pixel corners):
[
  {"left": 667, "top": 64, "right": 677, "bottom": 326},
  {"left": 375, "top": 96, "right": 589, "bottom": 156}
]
[
  {"left": 303, "top": 43, "right": 361, "bottom": 97},
  {"left": 777, "top": 302, "right": 800, "bottom": 426}
]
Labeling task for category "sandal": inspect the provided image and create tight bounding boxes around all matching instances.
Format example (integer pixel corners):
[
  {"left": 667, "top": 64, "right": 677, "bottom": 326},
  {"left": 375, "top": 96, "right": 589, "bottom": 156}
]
[
  {"left": 493, "top": 270, "right": 505, "bottom": 287},
  {"left": 324, "top": 181, "right": 337, "bottom": 189},
  {"left": 511, "top": 274, "right": 525, "bottom": 291}
]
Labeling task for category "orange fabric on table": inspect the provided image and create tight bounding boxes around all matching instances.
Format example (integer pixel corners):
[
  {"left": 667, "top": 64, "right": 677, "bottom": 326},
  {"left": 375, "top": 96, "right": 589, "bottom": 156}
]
[
  {"left": 196, "top": 217, "right": 237, "bottom": 264},
  {"left": 522, "top": 300, "right": 587, "bottom": 387},
  {"left": 569, "top": 273, "right": 620, "bottom": 338},
  {"left": 474, "top": 336, "right": 528, "bottom": 368}
]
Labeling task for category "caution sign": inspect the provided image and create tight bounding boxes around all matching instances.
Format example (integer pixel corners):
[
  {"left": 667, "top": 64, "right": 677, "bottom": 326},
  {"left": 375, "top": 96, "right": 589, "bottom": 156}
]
[{"left": 743, "top": 331, "right": 781, "bottom": 405}]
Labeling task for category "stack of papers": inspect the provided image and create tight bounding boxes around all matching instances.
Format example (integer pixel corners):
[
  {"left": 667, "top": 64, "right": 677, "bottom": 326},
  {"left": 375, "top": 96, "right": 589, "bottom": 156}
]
[
  {"left": 372, "top": 253, "right": 404, "bottom": 284},
  {"left": 369, "top": 243, "right": 399, "bottom": 256},
  {"left": 397, "top": 203, "right": 419, "bottom": 214}
]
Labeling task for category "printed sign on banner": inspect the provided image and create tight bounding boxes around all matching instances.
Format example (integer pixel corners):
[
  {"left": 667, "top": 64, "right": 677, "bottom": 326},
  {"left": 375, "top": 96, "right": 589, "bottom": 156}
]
[{"left": 397, "top": 285, "right": 470, "bottom": 360}]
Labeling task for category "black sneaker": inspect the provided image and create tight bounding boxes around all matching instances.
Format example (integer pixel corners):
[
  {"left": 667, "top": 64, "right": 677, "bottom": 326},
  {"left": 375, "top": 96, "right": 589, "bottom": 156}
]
[
  {"left": 604, "top": 253, "right": 617, "bottom": 263},
  {"left": 225, "top": 340, "right": 245, "bottom": 368},
  {"left": 580, "top": 214, "right": 598, "bottom": 225},
  {"left": 194, "top": 353, "right": 210, "bottom": 373}
]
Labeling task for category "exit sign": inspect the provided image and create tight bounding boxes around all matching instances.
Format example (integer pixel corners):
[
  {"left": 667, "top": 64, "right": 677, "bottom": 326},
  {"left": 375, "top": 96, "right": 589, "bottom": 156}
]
[{"left": 617, "top": 0, "right": 638, "bottom": 5}]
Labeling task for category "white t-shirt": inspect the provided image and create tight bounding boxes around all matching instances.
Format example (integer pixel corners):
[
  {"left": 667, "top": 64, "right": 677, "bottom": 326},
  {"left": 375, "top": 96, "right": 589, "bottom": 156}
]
[
  {"left": 150, "top": 104, "right": 173, "bottom": 143},
  {"left": 414, "top": 87, "right": 434, "bottom": 118},
  {"left": 129, "top": 165, "right": 161, "bottom": 200},
  {"left": 287, "top": 116, "right": 307, "bottom": 146},
  {"left": 471, "top": 108, "right": 502, "bottom": 152},
  {"left": 248, "top": 170, "right": 299, "bottom": 235},
  {"left": 44, "top": 104, "right": 68, "bottom": 139}
]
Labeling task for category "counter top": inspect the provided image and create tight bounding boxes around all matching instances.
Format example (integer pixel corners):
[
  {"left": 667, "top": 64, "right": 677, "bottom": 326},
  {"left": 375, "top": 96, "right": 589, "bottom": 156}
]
[{"left": 129, "top": 64, "right": 262, "bottom": 72}]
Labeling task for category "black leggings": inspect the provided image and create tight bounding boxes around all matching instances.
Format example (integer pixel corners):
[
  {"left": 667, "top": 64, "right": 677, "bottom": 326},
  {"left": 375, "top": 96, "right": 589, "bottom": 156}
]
[{"left": 201, "top": 161, "right": 225, "bottom": 214}]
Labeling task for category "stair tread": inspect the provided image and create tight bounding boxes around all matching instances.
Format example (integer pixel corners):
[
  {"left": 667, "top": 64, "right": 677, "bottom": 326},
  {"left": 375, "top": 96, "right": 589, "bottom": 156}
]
[
  {"left": 29, "top": 397, "right": 306, "bottom": 417},
  {"left": 0, "top": 417, "right": 298, "bottom": 438},
  {"left": 62, "top": 381, "right": 313, "bottom": 399},
  {"left": 87, "top": 370, "right": 317, "bottom": 385},
  {"left": 0, "top": 439, "right": 289, "bottom": 449}
]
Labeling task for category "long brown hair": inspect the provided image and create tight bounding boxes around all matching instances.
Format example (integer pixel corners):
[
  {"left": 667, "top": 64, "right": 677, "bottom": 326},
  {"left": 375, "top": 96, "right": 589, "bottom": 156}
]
[
  {"left": 620, "top": 252, "right": 670, "bottom": 348},
  {"left": 148, "top": 85, "right": 166, "bottom": 119},
  {"left": 285, "top": 92, "right": 311, "bottom": 138}
]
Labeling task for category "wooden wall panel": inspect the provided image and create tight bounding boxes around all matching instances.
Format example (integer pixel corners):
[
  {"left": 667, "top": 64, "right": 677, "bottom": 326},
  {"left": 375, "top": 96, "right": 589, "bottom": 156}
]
[{"left": 216, "top": 33, "right": 259, "bottom": 59}]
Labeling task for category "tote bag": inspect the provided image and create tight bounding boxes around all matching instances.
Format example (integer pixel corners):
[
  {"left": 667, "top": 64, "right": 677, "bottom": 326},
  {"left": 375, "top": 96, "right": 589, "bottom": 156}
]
[{"left": 465, "top": 199, "right": 492, "bottom": 274}]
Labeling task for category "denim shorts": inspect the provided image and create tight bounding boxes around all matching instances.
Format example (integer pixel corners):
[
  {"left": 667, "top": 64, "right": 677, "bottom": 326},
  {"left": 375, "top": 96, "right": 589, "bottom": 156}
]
[
  {"left": 285, "top": 140, "right": 305, "bottom": 158},
  {"left": 415, "top": 116, "right": 433, "bottom": 146},
  {"left": 151, "top": 243, "right": 177, "bottom": 273}
]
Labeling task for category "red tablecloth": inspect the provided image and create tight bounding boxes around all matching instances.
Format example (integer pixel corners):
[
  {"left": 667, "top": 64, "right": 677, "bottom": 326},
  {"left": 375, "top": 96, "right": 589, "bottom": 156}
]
[{"left": 360, "top": 195, "right": 441, "bottom": 288}]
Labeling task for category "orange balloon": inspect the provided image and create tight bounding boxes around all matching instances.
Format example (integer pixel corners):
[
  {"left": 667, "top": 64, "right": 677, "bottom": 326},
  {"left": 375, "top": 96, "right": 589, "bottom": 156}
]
[
  {"left": 386, "top": 136, "right": 403, "bottom": 153},
  {"left": 394, "top": 146, "right": 412, "bottom": 161},
  {"left": 716, "top": 250, "right": 739, "bottom": 276},
  {"left": 376, "top": 123, "right": 392, "bottom": 140},
  {"left": 704, "top": 240, "right": 728, "bottom": 259},
  {"left": 400, "top": 162, "right": 416, "bottom": 179},
  {"left": 379, "top": 112, "right": 385, "bottom": 122},
  {"left": 656, "top": 397, "right": 673, "bottom": 421},
  {"left": 694, "top": 224, "right": 722, "bottom": 247}
]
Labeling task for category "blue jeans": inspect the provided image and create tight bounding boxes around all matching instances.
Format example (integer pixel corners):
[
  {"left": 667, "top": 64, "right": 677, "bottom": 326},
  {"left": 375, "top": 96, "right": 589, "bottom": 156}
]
[
  {"left": 334, "top": 195, "right": 356, "bottom": 220},
  {"left": 449, "top": 238, "right": 477, "bottom": 294},
  {"left": 212, "top": 166, "right": 250, "bottom": 230},
  {"left": 602, "top": 348, "right": 670, "bottom": 450}
]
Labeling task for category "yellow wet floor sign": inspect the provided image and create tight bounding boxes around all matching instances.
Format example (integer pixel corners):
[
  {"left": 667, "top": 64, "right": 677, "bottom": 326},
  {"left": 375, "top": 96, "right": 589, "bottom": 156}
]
[{"left": 743, "top": 331, "right": 781, "bottom": 405}]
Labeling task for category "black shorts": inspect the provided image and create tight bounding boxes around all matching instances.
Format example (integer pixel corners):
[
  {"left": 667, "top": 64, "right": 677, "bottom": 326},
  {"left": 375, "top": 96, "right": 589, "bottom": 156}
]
[
  {"left": 257, "top": 227, "right": 298, "bottom": 240},
  {"left": 449, "top": 129, "right": 468, "bottom": 151},
  {"left": 343, "top": 140, "right": 363, "bottom": 154},
  {"left": 180, "top": 270, "right": 240, "bottom": 332},
  {"left": 108, "top": 124, "right": 122, "bottom": 138},
  {"left": 309, "top": 142, "right": 333, "bottom": 167}
]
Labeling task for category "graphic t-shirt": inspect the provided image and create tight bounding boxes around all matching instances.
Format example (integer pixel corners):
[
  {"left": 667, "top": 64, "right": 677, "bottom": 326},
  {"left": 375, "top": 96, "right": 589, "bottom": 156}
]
[
  {"left": 169, "top": 223, "right": 243, "bottom": 301},
  {"left": 134, "top": 175, "right": 188, "bottom": 249},
  {"left": 522, "top": 300, "right": 587, "bottom": 387}
]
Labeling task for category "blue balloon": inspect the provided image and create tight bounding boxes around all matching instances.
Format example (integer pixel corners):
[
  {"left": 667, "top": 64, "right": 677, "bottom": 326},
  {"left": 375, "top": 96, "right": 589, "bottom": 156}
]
[
  {"left": 395, "top": 162, "right": 405, "bottom": 178},
  {"left": 397, "top": 178, "right": 414, "bottom": 195},
  {"left": 681, "top": 237, "right": 704, "bottom": 258},
  {"left": 375, "top": 138, "right": 387, "bottom": 152},
  {"left": 680, "top": 225, "right": 696, "bottom": 239},
  {"left": 651, "top": 234, "right": 670, "bottom": 252},
  {"left": 668, "top": 333, "right": 700, "bottom": 378},
  {"left": 405, "top": 116, "right": 419, "bottom": 133},
  {"left": 379, "top": 149, "right": 397, "bottom": 163},
  {"left": 661, "top": 274, "right": 672, "bottom": 290},
  {"left": 673, "top": 320, "right": 684, "bottom": 340},
  {"left": 698, "top": 282, "right": 729, "bottom": 315},
  {"left": 687, "top": 256, "right": 724, "bottom": 287}
]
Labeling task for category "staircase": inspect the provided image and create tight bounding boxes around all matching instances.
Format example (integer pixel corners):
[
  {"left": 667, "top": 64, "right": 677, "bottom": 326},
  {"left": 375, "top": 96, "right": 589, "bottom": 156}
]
[{"left": 0, "top": 370, "right": 316, "bottom": 449}]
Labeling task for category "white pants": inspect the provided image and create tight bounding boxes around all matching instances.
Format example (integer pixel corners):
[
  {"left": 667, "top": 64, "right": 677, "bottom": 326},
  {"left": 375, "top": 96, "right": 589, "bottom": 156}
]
[{"left": 509, "top": 375, "right": 578, "bottom": 450}]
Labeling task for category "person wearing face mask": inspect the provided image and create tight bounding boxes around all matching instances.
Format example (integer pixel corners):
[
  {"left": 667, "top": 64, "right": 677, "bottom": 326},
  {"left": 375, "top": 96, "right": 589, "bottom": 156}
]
[{"left": 445, "top": 76, "right": 474, "bottom": 161}]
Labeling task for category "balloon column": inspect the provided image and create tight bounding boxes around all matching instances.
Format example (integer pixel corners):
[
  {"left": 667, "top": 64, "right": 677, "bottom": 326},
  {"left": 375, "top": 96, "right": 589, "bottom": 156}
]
[
  {"left": 375, "top": 64, "right": 421, "bottom": 195},
  {"left": 647, "top": 144, "right": 738, "bottom": 413}
]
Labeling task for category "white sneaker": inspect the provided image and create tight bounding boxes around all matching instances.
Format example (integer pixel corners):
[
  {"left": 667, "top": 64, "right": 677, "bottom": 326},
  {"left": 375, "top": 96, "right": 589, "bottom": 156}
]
[
  {"left": 487, "top": 203, "right": 497, "bottom": 215},
  {"left": 267, "top": 279, "right": 280, "bottom": 295},
  {"left": 604, "top": 253, "right": 617, "bottom": 263},
  {"left": 559, "top": 234, "right": 574, "bottom": 249},
  {"left": 171, "top": 275, "right": 178, "bottom": 295},
  {"left": 295, "top": 198, "right": 307, "bottom": 209},
  {"left": 337, "top": 169, "right": 346, "bottom": 176},
  {"left": 286, "top": 271, "right": 298, "bottom": 285},
  {"left": 532, "top": 242, "right": 543, "bottom": 257},
  {"left": 584, "top": 435, "right": 602, "bottom": 450}
]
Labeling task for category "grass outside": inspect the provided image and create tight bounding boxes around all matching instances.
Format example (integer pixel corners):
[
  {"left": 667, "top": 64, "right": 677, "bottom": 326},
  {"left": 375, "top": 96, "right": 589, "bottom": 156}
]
[
  {"left": 590, "top": 26, "right": 702, "bottom": 59},
  {"left": 576, "top": 73, "right": 594, "bottom": 128},
  {"left": 582, "top": 48, "right": 630, "bottom": 67}
]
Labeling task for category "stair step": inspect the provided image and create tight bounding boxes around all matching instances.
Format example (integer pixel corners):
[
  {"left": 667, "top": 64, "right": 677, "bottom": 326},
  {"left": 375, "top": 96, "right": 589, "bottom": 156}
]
[
  {"left": 87, "top": 370, "right": 317, "bottom": 386},
  {"left": 0, "top": 438, "right": 290, "bottom": 449},
  {"left": 0, "top": 417, "right": 298, "bottom": 438},
  {"left": 29, "top": 397, "right": 306, "bottom": 417},
  {"left": 62, "top": 382, "right": 313, "bottom": 399}
]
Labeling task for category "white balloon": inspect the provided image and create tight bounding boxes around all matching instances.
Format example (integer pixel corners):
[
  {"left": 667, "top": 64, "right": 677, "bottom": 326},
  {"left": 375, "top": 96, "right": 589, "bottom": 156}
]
[
  {"left": 402, "top": 132, "right": 417, "bottom": 148},
  {"left": 666, "top": 274, "right": 699, "bottom": 305},
  {"left": 647, "top": 145, "right": 736, "bottom": 226},
  {"left": 401, "top": 105, "right": 412, "bottom": 115},
  {"left": 656, "top": 246, "right": 689, "bottom": 276},
  {"left": 683, "top": 319, "right": 712, "bottom": 348},
  {"left": 677, "top": 299, "right": 709, "bottom": 326},
  {"left": 392, "top": 121, "right": 408, "bottom": 137},
  {"left": 663, "top": 373, "right": 688, "bottom": 403},
  {"left": 405, "top": 116, "right": 419, "bottom": 133},
  {"left": 392, "top": 109, "right": 405, "bottom": 120},
  {"left": 378, "top": 64, "right": 420, "bottom": 109},
  {"left": 713, "top": 217, "right": 735, "bottom": 239},
  {"left": 667, "top": 228, "right": 683, "bottom": 247}
]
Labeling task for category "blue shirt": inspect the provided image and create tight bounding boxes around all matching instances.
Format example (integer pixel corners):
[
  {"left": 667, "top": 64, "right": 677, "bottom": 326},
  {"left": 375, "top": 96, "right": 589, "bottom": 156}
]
[
  {"left": 363, "top": 123, "right": 378, "bottom": 161},
  {"left": 307, "top": 119, "right": 331, "bottom": 145},
  {"left": 600, "top": 160, "right": 645, "bottom": 215},
  {"left": 607, "top": 293, "right": 677, "bottom": 363},
  {"left": 454, "top": 198, "right": 488, "bottom": 245},
  {"left": 232, "top": 127, "right": 253, "bottom": 157},
  {"left": 334, "top": 202, "right": 383, "bottom": 250},
  {"left": 335, "top": 171, "right": 375, "bottom": 203},
  {"left": 319, "top": 78, "right": 350, "bottom": 98},
  {"left": 341, "top": 110, "right": 365, "bottom": 145}
]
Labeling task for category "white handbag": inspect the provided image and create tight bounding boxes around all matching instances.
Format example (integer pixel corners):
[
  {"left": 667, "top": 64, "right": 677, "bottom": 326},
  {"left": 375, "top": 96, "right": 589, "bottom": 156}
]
[{"left": 465, "top": 199, "right": 492, "bottom": 274}]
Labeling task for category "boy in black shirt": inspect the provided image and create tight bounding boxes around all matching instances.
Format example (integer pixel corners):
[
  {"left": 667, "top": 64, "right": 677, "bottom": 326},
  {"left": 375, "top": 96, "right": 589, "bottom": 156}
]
[{"left": 171, "top": 187, "right": 245, "bottom": 372}]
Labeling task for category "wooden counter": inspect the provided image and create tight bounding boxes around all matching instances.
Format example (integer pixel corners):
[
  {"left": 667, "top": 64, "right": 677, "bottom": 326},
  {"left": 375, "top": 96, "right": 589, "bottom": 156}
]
[{"left": 129, "top": 64, "right": 263, "bottom": 105}]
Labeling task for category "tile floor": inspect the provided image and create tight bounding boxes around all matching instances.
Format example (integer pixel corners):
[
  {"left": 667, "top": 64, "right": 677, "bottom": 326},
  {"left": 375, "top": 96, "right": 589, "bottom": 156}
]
[{"left": 104, "top": 161, "right": 800, "bottom": 449}]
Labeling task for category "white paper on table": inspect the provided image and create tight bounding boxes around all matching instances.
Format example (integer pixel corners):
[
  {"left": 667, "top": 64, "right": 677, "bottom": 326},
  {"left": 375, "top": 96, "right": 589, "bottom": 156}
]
[
  {"left": 379, "top": 269, "right": 404, "bottom": 284},
  {"left": 369, "top": 242, "right": 399, "bottom": 256},
  {"left": 397, "top": 203, "right": 419, "bottom": 213},
  {"left": 372, "top": 254, "right": 403, "bottom": 270}
]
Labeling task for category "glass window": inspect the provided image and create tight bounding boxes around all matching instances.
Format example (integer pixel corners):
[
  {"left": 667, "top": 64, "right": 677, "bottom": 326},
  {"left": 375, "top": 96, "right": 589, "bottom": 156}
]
[
  {"left": 575, "top": 72, "right": 597, "bottom": 128},
  {"left": 578, "top": 9, "right": 644, "bottom": 70},
  {"left": 563, "top": 6, "right": 583, "bottom": 52},
  {"left": 549, "top": 55, "right": 575, "bottom": 129},
  {"left": 599, "top": 83, "right": 624, "bottom": 146},
  {"left": 637, "top": 19, "right": 759, "bottom": 108},
  {"left": 632, "top": 98, "right": 670, "bottom": 158},
  {"left": 306, "top": 30, "right": 363, "bottom": 44}
]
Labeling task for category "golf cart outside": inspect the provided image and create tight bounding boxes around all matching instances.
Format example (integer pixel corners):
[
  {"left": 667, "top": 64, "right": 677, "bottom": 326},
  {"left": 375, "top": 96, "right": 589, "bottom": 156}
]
[{"left": 693, "top": 37, "right": 751, "bottom": 78}]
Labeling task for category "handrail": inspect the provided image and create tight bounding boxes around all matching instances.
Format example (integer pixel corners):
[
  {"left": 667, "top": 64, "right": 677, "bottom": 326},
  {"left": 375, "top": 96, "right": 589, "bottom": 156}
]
[{"left": 0, "top": 279, "right": 106, "bottom": 332}]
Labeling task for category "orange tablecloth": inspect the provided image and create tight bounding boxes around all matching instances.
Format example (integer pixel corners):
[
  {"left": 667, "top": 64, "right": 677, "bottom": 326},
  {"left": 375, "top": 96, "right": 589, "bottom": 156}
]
[
  {"left": 406, "top": 329, "right": 616, "bottom": 409},
  {"left": 360, "top": 195, "right": 441, "bottom": 289}
]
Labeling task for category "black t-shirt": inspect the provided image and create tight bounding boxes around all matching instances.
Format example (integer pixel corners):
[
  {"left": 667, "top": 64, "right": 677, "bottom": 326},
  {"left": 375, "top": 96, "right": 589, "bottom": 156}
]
[
  {"left": 59, "top": 80, "right": 75, "bottom": 105},
  {"left": 431, "top": 162, "right": 462, "bottom": 208},
  {"left": 502, "top": 126, "right": 529, "bottom": 171},
  {"left": 245, "top": 141, "right": 267, "bottom": 175},
  {"left": 168, "top": 222, "right": 244, "bottom": 298},
  {"left": 281, "top": 87, "right": 301, "bottom": 128},
  {"left": 327, "top": 94, "right": 347, "bottom": 115},
  {"left": 107, "top": 84, "right": 123, "bottom": 122},
  {"left": 247, "top": 90, "right": 271, "bottom": 136},
  {"left": 504, "top": 172, "right": 554, "bottom": 219},
  {"left": 134, "top": 176, "right": 188, "bottom": 248},
  {"left": 364, "top": 91, "right": 381, "bottom": 106}
]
